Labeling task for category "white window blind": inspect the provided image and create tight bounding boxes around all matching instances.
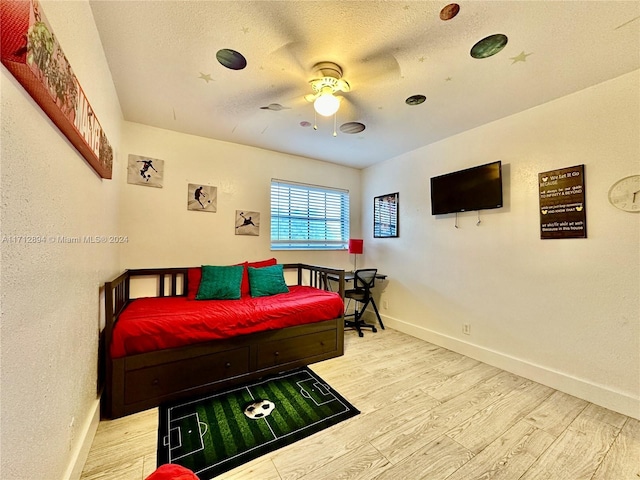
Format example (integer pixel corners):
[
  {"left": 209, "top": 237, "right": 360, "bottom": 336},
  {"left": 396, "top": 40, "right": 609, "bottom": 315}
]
[{"left": 271, "top": 179, "right": 350, "bottom": 250}]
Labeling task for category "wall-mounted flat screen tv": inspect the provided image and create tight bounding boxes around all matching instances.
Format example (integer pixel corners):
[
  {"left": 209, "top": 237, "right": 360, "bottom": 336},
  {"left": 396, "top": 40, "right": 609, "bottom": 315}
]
[{"left": 430, "top": 161, "right": 503, "bottom": 215}]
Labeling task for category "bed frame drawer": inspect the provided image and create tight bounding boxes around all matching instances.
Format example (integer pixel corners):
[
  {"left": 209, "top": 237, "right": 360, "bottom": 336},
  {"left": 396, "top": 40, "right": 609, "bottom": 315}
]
[
  {"left": 124, "top": 347, "right": 250, "bottom": 405},
  {"left": 256, "top": 330, "right": 337, "bottom": 369},
  {"left": 103, "top": 264, "right": 346, "bottom": 418}
]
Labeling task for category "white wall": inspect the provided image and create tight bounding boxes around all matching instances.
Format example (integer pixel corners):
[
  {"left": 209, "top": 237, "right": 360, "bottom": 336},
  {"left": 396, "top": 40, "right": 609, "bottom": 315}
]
[
  {"left": 362, "top": 70, "right": 640, "bottom": 419},
  {"left": 1, "top": 6, "right": 636, "bottom": 480},
  {"left": 119, "top": 122, "right": 362, "bottom": 271},
  {"left": 0, "top": 1, "right": 123, "bottom": 478}
]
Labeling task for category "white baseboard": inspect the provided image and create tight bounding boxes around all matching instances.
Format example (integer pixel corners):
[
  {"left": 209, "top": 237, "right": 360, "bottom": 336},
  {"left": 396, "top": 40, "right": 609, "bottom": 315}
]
[
  {"left": 371, "top": 313, "right": 639, "bottom": 420},
  {"left": 64, "top": 398, "right": 101, "bottom": 480}
]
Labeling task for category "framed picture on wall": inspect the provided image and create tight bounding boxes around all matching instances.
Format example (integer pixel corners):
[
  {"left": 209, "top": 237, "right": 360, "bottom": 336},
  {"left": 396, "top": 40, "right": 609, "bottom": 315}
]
[
  {"left": 374, "top": 192, "right": 399, "bottom": 238},
  {"left": 235, "top": 210, "right": 260, "bottom": 236},
  {"left": 127, "top": 154, "right": 164, "bottom": 187},
  {"left": 1, "top": 0, "right": 113, "bottom": 178},
  {"left": 187, "top": 184, "right": 217, "bottom": 212}
]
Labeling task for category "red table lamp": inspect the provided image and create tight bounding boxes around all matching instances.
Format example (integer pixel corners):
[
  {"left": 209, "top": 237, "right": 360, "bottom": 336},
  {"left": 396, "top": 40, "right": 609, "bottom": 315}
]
[{"left": 348, "top": 239, "right": 363, "bottom": 271}]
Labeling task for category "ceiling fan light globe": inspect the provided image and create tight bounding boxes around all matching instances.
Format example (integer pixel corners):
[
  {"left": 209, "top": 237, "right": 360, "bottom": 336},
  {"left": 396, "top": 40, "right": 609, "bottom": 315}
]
[{"left": 314, "top": 93, "right": 340, "bottom": 116}]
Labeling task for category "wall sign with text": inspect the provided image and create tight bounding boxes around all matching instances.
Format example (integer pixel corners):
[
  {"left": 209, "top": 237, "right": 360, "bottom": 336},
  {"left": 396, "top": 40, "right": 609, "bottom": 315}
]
[{"left": 539, "top": 165, "right": 586, "bottom": 239}]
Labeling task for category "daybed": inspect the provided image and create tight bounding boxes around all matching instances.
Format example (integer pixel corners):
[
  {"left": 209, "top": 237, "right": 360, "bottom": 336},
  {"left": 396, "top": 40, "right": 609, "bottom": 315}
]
[{"left": 102, "top": 262, "right": 345, "bottom": 419}]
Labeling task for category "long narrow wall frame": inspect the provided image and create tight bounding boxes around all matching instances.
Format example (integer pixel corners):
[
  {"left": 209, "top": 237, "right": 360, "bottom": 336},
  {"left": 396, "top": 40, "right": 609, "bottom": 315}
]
[{"left": 1, "top": 0, "right": 113, "bottom": 178}]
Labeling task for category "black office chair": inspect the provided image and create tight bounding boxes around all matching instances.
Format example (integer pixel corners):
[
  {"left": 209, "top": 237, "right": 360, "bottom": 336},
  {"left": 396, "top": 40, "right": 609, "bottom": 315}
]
[{"left": 344, "top": 269, "right": 385, "bottom": 337}]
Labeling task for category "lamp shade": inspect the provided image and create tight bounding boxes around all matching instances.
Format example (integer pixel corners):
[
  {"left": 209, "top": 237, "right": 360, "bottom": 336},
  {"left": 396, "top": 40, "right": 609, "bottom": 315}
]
[
  {"left": 348, "top": 238, "right": 363, "bottom": 254},
  {"left": 314, "top": 92, "right": 340, "bottom": 117}
]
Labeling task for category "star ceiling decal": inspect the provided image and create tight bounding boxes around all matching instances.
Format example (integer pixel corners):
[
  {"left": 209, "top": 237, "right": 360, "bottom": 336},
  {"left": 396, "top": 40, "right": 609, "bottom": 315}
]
[
  {"left": 445, "top": 77, "right": 452, "bottom": 81},
  {"left": 418, "top": 56, "right": 425, "bottom": 62},
  {"left": 198, "top": 73, "right": 213, "bottom": 83},
  {"left": 241, "top": 26, "right": 249, "bottom": 34},
  {"left": 510, "top": 51, "right": 533, "bottom": 64}
]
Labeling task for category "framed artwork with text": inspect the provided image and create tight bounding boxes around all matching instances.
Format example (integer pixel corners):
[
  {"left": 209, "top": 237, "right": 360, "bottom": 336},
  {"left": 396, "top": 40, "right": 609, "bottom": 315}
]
[{"left": 538, "top": 164, "right": 586, "bottom": 239}]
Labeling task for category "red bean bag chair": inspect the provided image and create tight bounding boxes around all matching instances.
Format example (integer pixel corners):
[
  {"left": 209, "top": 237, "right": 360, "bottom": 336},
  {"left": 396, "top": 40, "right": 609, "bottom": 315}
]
[{"left": 145, "top": 464, "right": 198, "bottom": 480}]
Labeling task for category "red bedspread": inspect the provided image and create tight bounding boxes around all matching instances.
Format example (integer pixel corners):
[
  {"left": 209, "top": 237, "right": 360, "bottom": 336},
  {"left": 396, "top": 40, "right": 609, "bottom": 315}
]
[{"left": 110, "top": 286, "right": 344, "bottom": 358}]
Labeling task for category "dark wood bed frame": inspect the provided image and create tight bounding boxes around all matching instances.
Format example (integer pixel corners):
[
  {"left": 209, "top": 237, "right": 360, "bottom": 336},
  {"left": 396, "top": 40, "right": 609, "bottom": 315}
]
[{"left": 102, "top": 263, "right": 345, "bottom": 419}]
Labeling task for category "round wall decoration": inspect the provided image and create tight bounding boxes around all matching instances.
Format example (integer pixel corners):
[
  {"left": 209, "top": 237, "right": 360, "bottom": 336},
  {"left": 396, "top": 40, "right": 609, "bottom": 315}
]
[
  {"left": 216, "top": 49, "right": 247, "bottom": 70},
  {"left": 440, "top": 4, "right": 460, "bottom": 21},
  {"left": 340, "top": 122, "right": 366, "bottom": 134},
  {"left": 405, "top": 94, "right": 426, "bottom": 106},
  {"left": 608, "top": 175, "right": 640, "bottom": 212},
  {"left": 470, "top": 34, "right": 508, "bottom": 59}
]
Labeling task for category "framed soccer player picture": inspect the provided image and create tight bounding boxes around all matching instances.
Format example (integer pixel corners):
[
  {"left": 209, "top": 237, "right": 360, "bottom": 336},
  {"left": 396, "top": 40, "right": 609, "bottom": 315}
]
[
  {"left": 187, "top": 184, "right": 217, "bottom": 212},
  {"left": 235, "top": 210, "right": 260, "bottom": 235},
  {"left": 127, "top": 154, "right": 164, "bottom": 188}
]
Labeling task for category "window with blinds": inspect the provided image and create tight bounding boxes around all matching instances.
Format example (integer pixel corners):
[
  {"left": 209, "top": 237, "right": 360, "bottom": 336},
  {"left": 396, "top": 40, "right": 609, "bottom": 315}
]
[{"left": 271, "top": 179, "right": 350, "bottom": 250}]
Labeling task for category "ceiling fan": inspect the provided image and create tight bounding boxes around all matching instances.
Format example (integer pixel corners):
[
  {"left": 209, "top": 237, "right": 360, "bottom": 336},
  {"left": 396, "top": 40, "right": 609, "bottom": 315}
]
[
  {"left": 303, "top": 62, "right": 351, "bottom": 117},
  {"left": 261, "top": 36, "right": 401, "bottom": 136}
]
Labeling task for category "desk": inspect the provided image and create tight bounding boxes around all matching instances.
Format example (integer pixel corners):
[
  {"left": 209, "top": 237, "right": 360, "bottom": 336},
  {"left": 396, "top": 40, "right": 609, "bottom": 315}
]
[
  {"left": 348, "top": 272, "right": 386, "bottom": 282},
  {"left": 325, "top": 271, "right": 387, "bottom": 299},
  {"left": 328, "top": 272, "right": 387, "bottom": 283}
]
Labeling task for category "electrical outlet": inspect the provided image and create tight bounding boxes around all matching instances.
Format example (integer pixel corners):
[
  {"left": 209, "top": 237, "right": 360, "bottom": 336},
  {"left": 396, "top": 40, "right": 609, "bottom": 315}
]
[
  {"left": 382, "top": 300, "right": 389, "bottom": 310},
  {"left": 463, "top": 323, "right": 471, "bottom": 335}
]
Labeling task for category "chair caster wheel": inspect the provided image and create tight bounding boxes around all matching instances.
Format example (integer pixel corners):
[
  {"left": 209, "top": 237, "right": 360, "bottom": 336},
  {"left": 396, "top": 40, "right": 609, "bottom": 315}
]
[
  {"left": 372, "top": 327, "right": 377, "bottom": 333},
  {"left": 358, "top": 331, "right": 364, "bottom": 337}
]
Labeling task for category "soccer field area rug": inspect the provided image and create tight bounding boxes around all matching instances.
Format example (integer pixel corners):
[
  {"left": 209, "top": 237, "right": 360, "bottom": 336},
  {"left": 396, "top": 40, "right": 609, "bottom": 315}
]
[{"left": 157, "top": 367, "right": 360, "bottom": 479}]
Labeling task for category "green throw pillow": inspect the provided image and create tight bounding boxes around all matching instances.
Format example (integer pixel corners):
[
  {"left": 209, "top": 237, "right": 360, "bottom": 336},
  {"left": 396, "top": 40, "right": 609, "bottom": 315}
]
[
  {"left": 248, "top": 264, "right": 289, "bottom": 298},
  {"left": 196, "top": 265, "right": 244, "bottom": 300}
]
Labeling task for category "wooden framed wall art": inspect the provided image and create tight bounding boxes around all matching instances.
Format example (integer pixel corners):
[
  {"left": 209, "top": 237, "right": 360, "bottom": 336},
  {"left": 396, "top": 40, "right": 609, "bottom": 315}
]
[
  {"left": 539, "top": 165, "right": 586, "bottom": 239},
  {"left": 1, "top": 0, "right": 113, "bottom": 178}
]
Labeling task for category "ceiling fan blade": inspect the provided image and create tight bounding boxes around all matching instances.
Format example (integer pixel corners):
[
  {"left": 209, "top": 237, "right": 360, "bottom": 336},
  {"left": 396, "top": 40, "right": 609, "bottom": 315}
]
[
  {"left": 348, "top": 46, "right": 402, "bottom": 85},
  {"left": 338, "top": 94, "right": 378, "bottom": 123},
  {"left": 251, "top": 2, "right": 313, "bottom": 80},
  {"left": 334, "top": 96, "right": 357, "bottom": 121},
  {"left": 267, "top": 41, "right": 311, "bottom": 80},
  {"left": 251, "top": 1, "right": 306, "bottom": 45},
  {"left": 224, "top": 83, "right": 302, "bottom": 115}
]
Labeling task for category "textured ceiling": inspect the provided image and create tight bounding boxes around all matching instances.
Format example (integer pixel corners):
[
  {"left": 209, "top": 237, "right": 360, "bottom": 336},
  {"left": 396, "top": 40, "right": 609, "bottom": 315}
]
[{"left": 88, "top": 1, "right": 640, "bottom": 169}]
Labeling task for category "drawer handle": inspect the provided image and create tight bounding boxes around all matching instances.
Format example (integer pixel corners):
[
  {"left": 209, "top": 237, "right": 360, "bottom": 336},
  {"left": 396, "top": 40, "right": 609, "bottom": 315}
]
[
  {"left": 225, "top": 362, "right": 232, "bottom": 368},
  {"left": 151, "top": 378, "right": 159, "bottom": 386},
  {"left": 274, "top": 351, "right": 280, "bottom": 357}
]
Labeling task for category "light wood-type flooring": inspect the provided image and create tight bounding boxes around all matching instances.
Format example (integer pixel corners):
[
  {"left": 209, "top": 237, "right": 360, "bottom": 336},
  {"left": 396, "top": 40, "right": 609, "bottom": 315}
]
[{"left": 80, "top": 327, "right": 640, "bottom": 480}]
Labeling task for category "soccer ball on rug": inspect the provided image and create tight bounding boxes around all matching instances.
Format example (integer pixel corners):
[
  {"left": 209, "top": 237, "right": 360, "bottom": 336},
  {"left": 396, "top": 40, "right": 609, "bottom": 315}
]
[{"left": 244, "top": 399, "right": 275, "bottom": 419}]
